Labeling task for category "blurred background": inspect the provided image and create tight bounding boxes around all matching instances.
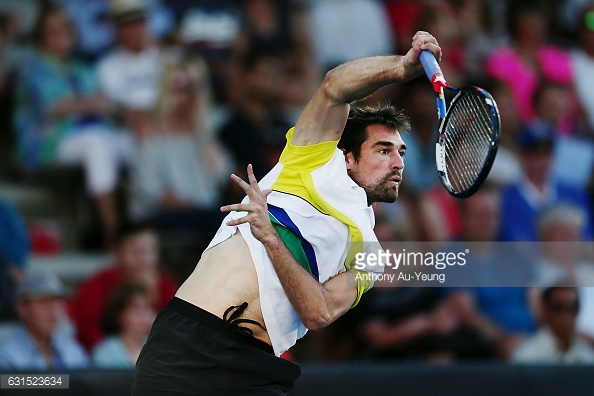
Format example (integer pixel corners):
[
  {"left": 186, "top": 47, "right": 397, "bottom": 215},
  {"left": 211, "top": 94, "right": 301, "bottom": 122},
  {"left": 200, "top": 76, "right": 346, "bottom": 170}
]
[{"left": 0, "top": 0, "right": 593, "bottom": 394}]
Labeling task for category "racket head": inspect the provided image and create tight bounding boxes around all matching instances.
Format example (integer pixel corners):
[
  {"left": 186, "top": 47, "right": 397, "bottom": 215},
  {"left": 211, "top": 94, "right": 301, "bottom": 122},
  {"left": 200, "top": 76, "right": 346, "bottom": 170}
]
[{"left": 435, "top": 86, "right": 500, "bottom": 198}]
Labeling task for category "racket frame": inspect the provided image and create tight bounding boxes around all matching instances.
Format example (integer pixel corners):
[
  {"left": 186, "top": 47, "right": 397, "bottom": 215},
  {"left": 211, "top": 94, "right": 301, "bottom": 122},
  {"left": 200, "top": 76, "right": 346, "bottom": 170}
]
[{"left": 419, "top": 50, "right": 500, "bottom": 198}]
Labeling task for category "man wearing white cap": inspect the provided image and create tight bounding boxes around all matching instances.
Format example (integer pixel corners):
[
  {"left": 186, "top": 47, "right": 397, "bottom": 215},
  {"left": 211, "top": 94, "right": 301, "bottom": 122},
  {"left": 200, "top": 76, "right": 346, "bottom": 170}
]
[{"left": 96, "top": 0, "right": 164, "bottom": 138}]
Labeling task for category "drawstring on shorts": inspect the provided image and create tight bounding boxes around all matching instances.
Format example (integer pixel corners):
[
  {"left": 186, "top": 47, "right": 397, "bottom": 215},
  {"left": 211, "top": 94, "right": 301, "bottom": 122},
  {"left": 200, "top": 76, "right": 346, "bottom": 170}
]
[{"left": 223, "top": 302, "right": 266, "bottom": 336}]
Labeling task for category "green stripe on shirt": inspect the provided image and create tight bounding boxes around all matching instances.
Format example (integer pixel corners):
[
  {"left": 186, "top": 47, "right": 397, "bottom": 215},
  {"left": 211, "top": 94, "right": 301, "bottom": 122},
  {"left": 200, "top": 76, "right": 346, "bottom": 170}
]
[{"left": 269, "top": 213, "right": 313, "bottom": 276}]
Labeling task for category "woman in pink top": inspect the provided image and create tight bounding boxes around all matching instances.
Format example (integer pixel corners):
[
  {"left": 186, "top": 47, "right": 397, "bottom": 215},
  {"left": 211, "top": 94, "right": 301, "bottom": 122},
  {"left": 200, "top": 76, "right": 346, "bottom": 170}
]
[{"left": 485, "top": 2, "right": 574, "bottom": 135}]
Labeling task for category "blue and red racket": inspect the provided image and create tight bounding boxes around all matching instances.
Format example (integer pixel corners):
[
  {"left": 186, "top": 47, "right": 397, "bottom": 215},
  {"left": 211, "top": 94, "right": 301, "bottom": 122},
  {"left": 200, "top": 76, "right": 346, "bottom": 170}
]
[{"left": 419, "top": 50, "right": 500, "bottom": 198}]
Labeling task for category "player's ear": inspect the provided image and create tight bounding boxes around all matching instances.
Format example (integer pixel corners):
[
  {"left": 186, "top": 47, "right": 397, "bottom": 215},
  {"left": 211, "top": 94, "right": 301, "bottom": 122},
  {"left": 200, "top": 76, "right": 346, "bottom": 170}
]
[{"left": 342, "top": 149, "right": 356, "bottom": 170}]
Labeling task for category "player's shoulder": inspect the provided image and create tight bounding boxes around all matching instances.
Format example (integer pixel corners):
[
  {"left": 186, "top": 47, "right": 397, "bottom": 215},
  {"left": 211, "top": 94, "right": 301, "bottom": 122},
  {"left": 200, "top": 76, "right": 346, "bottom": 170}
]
[{"left": 280, "top": 127, "right": 340, "bottom": 169}]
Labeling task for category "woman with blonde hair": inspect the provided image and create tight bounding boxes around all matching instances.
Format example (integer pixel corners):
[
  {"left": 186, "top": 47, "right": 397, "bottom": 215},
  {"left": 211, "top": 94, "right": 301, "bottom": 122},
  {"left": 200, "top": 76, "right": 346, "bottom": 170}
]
[{"left": 128, "top": 55, "right": 233, "bottom": 230}]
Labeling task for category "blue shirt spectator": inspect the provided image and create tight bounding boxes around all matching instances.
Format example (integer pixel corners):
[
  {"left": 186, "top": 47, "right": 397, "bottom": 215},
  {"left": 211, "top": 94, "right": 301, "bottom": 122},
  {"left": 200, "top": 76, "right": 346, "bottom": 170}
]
[
  {"left": 0, "top": 271, "right": 89, "bottom": 370},
  {"left": 0, "top": 323, "right": 89, "bottom": 370},
  {"left": 92, "top": 336, "right": 134, "bottom": 368},
  {"left": 14, "top": 52, "right": 106, "bottom": 168},
  {"left": 500, "top": 121, "right": 594, "bottom": 241},
  {"left": 470, "top": 287, "right": 536, "bottom": 334},
  {"left": 500, "top": 181, "right": 593, "bottom": 241}
]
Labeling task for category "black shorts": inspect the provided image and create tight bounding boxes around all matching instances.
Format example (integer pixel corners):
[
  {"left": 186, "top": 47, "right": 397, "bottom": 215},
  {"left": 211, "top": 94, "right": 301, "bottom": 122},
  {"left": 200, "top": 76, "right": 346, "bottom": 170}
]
[{"left": 132, "top": 297, "right": 301, "bottom": 395}]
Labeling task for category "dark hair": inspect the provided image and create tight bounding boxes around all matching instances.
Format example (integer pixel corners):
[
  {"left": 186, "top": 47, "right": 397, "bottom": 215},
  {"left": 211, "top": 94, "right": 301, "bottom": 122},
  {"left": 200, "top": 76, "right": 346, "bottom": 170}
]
[
  {"left": 100, "top": 283, "right": 151, "bottom": 335},
  {"left": 31, "top": 5, "right": 72, "bottom": 48},
  {"left": 338, "top": 103, "right": 410, "bottom": 161},
  {"left": 114, "top": 221, "right": 157, "bottom": 247},
  {"left": 531, "top": 81, "right": 565, "bottom": 108},
  {"left": 237, "top": 46, "right": 283, "bottom": 71},
  {"left": 542, "top": 284, "right": 580, "bottom": 309},
  {"left": 506, "top": 1, "right": 549, "bottom": 42}
]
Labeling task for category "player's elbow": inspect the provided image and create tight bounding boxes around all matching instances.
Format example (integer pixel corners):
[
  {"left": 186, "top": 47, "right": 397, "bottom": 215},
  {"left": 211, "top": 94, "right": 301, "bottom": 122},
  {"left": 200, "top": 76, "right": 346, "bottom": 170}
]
[
  {"left": 301, "top": 310, "right": 333, "bottom": 330},
  {"left": 321, "top": 69, "right": 349, "bottom": 104}
]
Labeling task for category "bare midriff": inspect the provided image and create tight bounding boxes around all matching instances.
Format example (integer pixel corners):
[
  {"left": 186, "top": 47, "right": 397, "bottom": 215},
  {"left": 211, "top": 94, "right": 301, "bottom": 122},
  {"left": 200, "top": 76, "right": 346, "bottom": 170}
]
[{"left": 175, "top": 232, "right": 271, "bottom": 346}]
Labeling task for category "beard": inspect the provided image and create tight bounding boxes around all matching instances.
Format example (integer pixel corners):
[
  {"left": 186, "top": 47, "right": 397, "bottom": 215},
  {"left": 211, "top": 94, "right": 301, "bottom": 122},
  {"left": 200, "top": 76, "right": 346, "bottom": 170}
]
[{"left": 352, "top": 170, "right": 402, "bottom": 206}]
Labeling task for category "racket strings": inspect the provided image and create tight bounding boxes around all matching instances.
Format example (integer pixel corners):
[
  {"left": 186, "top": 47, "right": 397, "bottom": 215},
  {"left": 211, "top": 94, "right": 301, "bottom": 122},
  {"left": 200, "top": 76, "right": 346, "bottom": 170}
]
[{"left": 442, "top": 92, "right": 493, "bottom": 193}]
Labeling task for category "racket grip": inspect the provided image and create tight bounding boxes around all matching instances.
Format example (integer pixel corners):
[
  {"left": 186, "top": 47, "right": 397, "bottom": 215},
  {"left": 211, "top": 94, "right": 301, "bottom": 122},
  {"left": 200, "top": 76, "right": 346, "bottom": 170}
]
[{"left": 419, "top": 50, "right": 443, "bottom": 82}]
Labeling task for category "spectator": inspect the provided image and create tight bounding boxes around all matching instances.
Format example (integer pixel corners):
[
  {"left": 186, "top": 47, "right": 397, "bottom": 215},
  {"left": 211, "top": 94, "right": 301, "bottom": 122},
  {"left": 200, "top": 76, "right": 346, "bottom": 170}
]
[
  {"left": 96, "top": 0, "right": 166, "bottom": 138},
  {"left": 58, "top": 0, "right": 174, "bottom": 63},
  {"left": 458, "top": 0, "right": 507, "bottom": 83},
  {"left": 529, "top": 81, "right": 594, "bottom": 188},
  {"left": 499, "top": 121, "right": 594, "bottom": 241},
  {"left": 129, "top": 55, "right": 232, "bottom": 235},
  {"left": 536, "top": 205, "right": 594, "bottom": 285},
  {"left": 0, "top": 200, "right": 30, "bottom": 321},
  {"left": 233, "top": 0, "right": 319, "bottom": 116},
  {"left": 445, "top": 184, "right": 537, "bottom": 359},
  {"left": 484, "top": 1, "right": 574, "bottom": 133},
  {"left": 13, "top": 5, "right": 132, "bottom": 246},
  {"left": 69, "top": 222, "right": 177, "bottom": 350},
  {"left": 0, "top": 271, "right": 89, "bottom": 370},
  {"left": 357, "top": 287, "right": 493, "bottom": 362},
  {"left": 534, "top": 204, "right": 594, "bottom": 343},
  {"left": 92, "top": 283, "right": 156, "bottom": 368},
  {"left": 511, "top": 285, "right": 594, "bottom": 364},
  {"left": 219, "top": 48, "right": 292, "bottom": 181},
  {"left": 167, "top": 0, "right": 241, "bottom": 103},
  {"left": 234, "top": 0, "right": 304, "bottom": 57}
]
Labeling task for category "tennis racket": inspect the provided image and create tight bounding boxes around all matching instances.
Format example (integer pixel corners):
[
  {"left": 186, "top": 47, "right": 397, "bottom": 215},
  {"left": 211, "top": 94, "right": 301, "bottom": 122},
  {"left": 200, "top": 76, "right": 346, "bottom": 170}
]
[{"left": 419, "top": 50, "right": 500, "bottom": 198}]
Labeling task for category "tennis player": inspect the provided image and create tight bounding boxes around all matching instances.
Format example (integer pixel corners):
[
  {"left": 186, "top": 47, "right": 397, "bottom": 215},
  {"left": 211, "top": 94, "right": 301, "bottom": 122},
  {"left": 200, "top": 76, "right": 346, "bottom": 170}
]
[{"left": 132, "top": 31, "right": 441, "bottom": 395}]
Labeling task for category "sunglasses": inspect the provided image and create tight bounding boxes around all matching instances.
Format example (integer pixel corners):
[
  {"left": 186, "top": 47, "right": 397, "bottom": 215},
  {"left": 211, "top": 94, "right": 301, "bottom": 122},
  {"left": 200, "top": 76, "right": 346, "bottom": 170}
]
[{"left": 547, "top": 301, "right": 579, "bottom": 314}]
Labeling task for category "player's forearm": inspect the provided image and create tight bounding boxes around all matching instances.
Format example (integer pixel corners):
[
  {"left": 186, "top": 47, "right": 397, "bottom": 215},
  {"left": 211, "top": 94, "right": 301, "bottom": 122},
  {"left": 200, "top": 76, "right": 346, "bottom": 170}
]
[
  {"left": 261, "top": 233, "right": 342, "bottom": 330},
  {"left": 323, "top": 55, "right": 420, "bottom": 104}
]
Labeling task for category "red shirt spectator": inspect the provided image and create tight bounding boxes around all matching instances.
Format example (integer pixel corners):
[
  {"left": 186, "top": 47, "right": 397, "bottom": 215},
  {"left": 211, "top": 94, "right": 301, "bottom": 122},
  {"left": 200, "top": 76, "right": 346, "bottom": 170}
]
[{"left": 69, "top": 223, "right": 178, "bottom": 350}]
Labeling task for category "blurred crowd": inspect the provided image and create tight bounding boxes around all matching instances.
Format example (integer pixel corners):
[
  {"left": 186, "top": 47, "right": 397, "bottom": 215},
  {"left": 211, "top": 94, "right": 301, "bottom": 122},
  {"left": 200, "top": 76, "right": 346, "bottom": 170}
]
[{"left": 1, "top": 0, "right": 594, "bottom": 369}]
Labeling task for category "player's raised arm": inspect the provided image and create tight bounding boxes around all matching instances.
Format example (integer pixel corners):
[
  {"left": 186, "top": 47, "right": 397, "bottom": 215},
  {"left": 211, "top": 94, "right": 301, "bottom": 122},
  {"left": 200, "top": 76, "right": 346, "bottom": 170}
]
[{"left": 291, "top": 31, "right": 441, "bottom": 146}]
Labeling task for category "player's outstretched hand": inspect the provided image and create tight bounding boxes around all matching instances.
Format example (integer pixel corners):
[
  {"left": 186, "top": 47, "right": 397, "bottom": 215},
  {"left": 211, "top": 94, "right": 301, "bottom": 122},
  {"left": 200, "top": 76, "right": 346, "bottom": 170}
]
[
  {"left": 403, "top": 31, "right": 441, "bottom": 79},
  {"left": 220, "top": 164, "right": 276, "bottom": 244}
]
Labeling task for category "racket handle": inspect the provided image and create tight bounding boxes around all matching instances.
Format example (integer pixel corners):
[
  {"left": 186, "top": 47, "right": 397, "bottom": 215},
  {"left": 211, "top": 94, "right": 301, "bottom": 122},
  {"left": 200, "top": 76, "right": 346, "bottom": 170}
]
[{"left": 419, "top": 50, "right": 443, "bottom": 81}]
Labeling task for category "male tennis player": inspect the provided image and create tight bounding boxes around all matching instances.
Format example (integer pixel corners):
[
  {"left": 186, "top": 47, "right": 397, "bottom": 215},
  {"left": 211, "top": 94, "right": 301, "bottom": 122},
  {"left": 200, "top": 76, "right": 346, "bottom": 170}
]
[{"left": 132, "top": 31, "right": 441, "bottom": 395}]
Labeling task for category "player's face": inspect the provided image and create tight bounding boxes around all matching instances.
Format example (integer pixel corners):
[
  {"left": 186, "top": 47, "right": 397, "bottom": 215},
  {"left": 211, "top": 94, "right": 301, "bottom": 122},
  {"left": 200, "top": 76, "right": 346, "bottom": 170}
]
[{"left": 345, "top": 124, "right": 406, "bottom": 205}]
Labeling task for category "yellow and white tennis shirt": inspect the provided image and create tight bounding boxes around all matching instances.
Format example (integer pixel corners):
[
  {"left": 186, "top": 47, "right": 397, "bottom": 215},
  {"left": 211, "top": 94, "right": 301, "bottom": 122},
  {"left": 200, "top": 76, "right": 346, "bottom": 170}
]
[{"left": 206, "top": 127, "right": 384, "bottom": 356}]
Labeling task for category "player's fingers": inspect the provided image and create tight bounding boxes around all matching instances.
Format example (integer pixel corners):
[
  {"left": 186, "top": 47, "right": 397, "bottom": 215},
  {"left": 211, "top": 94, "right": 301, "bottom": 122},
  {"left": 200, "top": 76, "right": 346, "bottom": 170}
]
[
  {"left": 420, "top": 42, "right": 442, "bottom": 62},
  {"left": 226, "top": 216, "right": 250, "bottom": 227},
  {"left": 407, "top": 38, "right": 423, "bottom": 61},
  {"left": 230, "top": 173, "right": 262, "bottom": 203},
  {"left": 246, "top": 164, "right": 262, "bottom": 194},
  {"left": 220, "top": 203, "right": 249, "bottom": 212},
  {"left": 412, "top": 31, "right": 429, "bottom": 43},
  {"left": 262, "top": 189, "right": 272, "bottom": 198},
  {"left": 415, "top": 31, "right": 437, "bottom": 43},
  {"left": 230, "top": 173, "right": 252, "bottom": 193},
  {"left": 226, "top": 212, "right": 264, "bottom": 227}
]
